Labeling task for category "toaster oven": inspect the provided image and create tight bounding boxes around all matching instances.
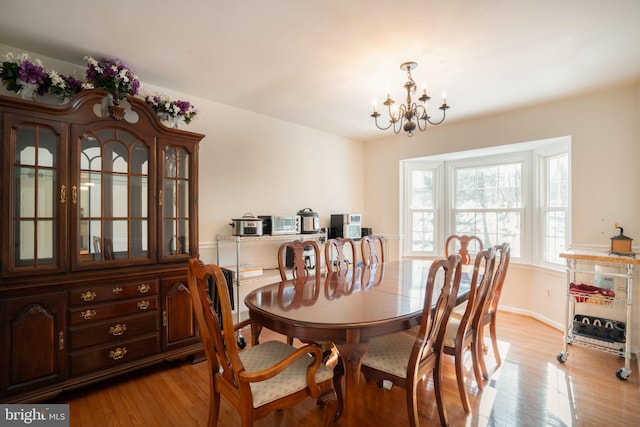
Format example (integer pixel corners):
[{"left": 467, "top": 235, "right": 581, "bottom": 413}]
[{"left": 259, "top": 215, "right": 300, "bottom": 235}]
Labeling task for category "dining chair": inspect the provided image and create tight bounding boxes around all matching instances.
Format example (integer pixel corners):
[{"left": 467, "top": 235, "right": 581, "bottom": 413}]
[
  {"left": 187, "top": 258, "right": 338, "bottom": 427},
  {"left": 441, "top": 247, "right": 496, "bottom": 412},
  {"left": 278, "top": 239, "right": 322, "bottom": 282},
  {"left": 475, "top": 243, "right": 511, "bottom": 380},
  {"left": 325, "top": 237, "right": 357, "bottom": 272},
  {"left": 360, "top": 254, "right": 463, "bottom": 427},
  {"left": 361, "top": 234, "right": 384, "bottom": 266},
  {"left": 445, "top": 234, "right": 483, "bottom": 265}
]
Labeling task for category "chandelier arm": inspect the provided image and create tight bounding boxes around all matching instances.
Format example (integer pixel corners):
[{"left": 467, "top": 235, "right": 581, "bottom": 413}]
[
  {"left": 425, "top": 107, "right": 448, "bottom": 125},
  {"left": 416, "top": 114, "right": 427, "bottom": 132},
  {"left": 392, "top": 119, "right": 403, "bottom": 134},
  {"left": 372, "top": 114, "right": 395, "bottom": 131}
]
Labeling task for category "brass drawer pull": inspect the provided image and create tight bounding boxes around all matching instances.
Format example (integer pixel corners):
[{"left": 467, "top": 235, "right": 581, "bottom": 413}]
[
  {"left": 109, "top": 347, "right": 128, "bottom": 360},
  {"left": 137, "top": 283, "right": 150, "bottom": 294},
  {"left": 137, "top": 300, "right": 150, "bottom": 310},
  {"left": 109, "top": 323, "right": 127, "bottom": 336},
  {"left": 81, "top": 309, "right": 96, "bottom": 320},
  {"left": 81, "top": 291, "right": 97, "bottom": 301},
  {"left": 58, "top": 331, "right": 65, "bottom": 351},
  {"left": 112, "top": 287, "right": 123, "bottom": 295}
]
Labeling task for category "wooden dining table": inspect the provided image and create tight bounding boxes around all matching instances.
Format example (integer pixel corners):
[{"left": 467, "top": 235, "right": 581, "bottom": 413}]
[{"left": 244, "top": 259, "right": 471, "bottom": 427}]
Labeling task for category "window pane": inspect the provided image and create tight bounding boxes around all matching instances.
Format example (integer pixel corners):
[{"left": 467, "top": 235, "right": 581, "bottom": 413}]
[
  {"left": 455, "top": 163, "right": 522, "bottom": 209},
  {"left": 548, "top": 154, "right": 569, "bottom": 208},
  {"left": 545, "top": 211, "right": 566, "bottom": 263},
  {"left": 411, "top": 212, "right": 434, "bottom": 251},
  {"left": 411, "top": 170, "right": 434, "bottom": 209},
  {"left": 544, "top": 153, "right": 569, "bottom": 264}
]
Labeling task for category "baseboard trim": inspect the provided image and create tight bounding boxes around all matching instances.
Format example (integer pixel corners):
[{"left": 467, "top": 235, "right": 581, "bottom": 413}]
[{"left": 499, "top": 306, "right": 563, "bottom": 331}]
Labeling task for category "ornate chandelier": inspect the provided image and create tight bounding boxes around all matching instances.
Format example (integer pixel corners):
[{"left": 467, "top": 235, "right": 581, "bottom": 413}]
[{"left": 371, "top": 62, "right": 449, "bottom": 137}]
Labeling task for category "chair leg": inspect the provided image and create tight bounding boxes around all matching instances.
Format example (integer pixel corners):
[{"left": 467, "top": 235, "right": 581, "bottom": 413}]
[
  {"left": 433, "top": 360, "right": 449, "bottom": 427},
  {"left": 470, "top": 335, "right": 485, "bottom": 391},
  {"left": 287, "top": 336, "right": 294, "bottom": 345},
  {"left": 208, "top": 389, "right": 220, "bottom": 427},
  {"left": 454, "top": 346, "right": 471, "bottom": 412},
  {"left": 318, "top": 389, "right": 339, "bottom": 427},
  {"left": 332, "top": 358, "right": 344, "bottom": 421},
  {"left": 490, "top": 318, "right": 502, "bottom": 367},
  {"left": 406, "top": 375, "right": 420, "bottom": 427},
  {"left": 476, "top": 326, "right": 490, "bottom": 380}
]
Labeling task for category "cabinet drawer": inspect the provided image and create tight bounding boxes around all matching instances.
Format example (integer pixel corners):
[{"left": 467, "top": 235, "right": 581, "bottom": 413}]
[
  {"left": 69, "top": 280, "right": 158, "bottom": 306},
  {"left": 69, "top": 296, "right": 158, "bottom": 325},
  {"left": 70, "top": 334, "right": 160, "bottom": 376},
  {"left": 68, "top": 312, "right": 159, "bottom": 351}
]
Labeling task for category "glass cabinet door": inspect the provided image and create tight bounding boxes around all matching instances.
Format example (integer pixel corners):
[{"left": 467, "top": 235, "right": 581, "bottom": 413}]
[
  {"left": 3, "top": 115, "right": 67, "bottom": 276},
  {"left": 74, "top": 127, "right": 151, "bottom": 267},
  {"left": 160, "top": 144, "right": 192, "bottom": 261}
]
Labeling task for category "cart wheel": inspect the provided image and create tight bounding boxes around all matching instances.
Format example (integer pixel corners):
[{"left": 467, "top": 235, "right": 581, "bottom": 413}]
[
  {"left": 616, "top": 368, "right": 630, "bottom": 381},
  {"left": 237, "top": 335, "right": 247, "bottom": 349},
  {"left": 557, "top": 352, "right": 568, "bottom": 364}
]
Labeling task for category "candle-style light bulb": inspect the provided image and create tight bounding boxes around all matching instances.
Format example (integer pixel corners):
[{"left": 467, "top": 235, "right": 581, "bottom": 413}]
[{"left": 442, "top": 92, "right": 447, "bottom": 105}]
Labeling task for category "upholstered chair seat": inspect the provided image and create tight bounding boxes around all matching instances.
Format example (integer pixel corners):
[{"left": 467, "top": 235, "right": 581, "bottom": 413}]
[
  {"left": 241, "top": 340, "right": 334, "bottom": 407},
  {"left": 362, "top": 332, "right": 435, "bottom": 379}
]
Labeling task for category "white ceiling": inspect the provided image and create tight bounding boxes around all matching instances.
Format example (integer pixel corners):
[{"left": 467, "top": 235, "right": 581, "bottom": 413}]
[{"left": 1, "top": 0, "right": 639, "bottom": 141}]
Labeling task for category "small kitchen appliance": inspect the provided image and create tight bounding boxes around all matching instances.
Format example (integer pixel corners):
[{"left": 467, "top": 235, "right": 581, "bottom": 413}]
[
  {"left": 259, "top": 215, "right": 300, "bottom": 235},
  {"left": 330, "top": 213, "right": 362, "bottom": 240},
  {"left": 230, "top": 213, "right": 264, "bottom": 236},
  {"left": 298, "top": 208, "right": 320, "bottom": 234}
]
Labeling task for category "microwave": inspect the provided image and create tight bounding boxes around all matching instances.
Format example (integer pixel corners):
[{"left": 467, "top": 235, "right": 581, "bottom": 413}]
[
  {"left": 330, "top": 213, "right": 362, "bottom": 240},
  {"left": 259, "top": 215, "right": 300, "bottom": 235}
]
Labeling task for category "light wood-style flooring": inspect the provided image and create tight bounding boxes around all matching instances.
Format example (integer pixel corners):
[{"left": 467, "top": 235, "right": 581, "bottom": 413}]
[{"left": 48, "top": 312, "right": 640, "bottom": 426}]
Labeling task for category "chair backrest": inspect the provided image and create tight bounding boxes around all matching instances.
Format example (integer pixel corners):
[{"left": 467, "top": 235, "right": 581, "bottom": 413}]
[
  {"left": 325, "top": 237, "right": 357, "bottom": 272},
  {"left": 445, "top": 234, "right": 483, "bottom": 264},
  {"left": 412, "top": 254, "right": 463, "bottom": 363},
  {"left": 187, "top": 258, "right": 241, "bottom": 392},
  {"left": 361, "top": 235, "right": 385, "bottom": 266},
  {"left": 483, "top": 243, "right": 511, "bottom": 318},
  {"left": 458, "top": 247, "right": 496, "bottom": 340},
  {"left": 278, "top": 239, "right": 322, "bottom": 283}
]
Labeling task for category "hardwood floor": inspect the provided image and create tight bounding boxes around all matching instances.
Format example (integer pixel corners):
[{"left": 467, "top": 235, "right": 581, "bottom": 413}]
[{"left": 48, "top": 312, "right": 640, "bottom": 426}]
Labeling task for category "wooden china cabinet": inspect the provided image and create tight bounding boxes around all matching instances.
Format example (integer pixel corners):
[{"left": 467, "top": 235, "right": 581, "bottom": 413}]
[{"left": 0, "top": 90, "right": 204, "bottom": 402}]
